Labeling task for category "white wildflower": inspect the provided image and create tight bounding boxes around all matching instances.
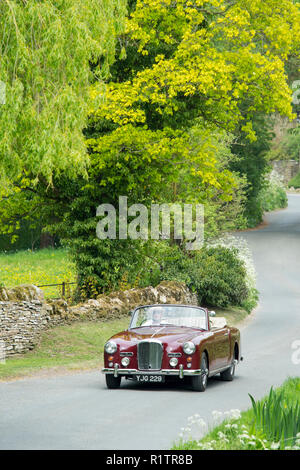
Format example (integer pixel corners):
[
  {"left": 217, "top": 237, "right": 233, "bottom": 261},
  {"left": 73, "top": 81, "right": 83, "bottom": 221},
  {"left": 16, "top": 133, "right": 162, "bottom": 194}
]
[
  {"left": 212, "top": 410, "right": 224, "bottom": 425},
  {"left": 229, "top": 409, "right": 241, "bottom": 420},
  {"left": 248, "top": 441, "right": 257, "bottom": 446},
  {"left": 207, "top": 235, "right": 256, "bottom": 291}
]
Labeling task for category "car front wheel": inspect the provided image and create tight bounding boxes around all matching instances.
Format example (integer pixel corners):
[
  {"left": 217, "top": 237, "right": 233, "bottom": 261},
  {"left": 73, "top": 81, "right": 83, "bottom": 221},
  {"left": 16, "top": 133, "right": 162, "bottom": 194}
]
[
  {"left": 191, "top": 353, "right": 208, "bottom": 392},
  {"left": 105, "top": 374, "right": 121, "bottom": 389},
  {"left": 220, "top": 361, "right": 235, "bottom": 381}
]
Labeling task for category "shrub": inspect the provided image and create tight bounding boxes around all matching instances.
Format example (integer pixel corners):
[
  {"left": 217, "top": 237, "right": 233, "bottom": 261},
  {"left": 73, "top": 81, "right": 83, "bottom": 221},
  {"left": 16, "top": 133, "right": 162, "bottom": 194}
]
[
  {"left": 67, "top": 229, "right": 252, "bottom": 310},
  {"left": 259, "top": 178, "right": 288, "bottom": 212},
  {"left": 288, "top": 170, "right": 300, "bottom": 189},
  {"left": 207, "top": 235, "right": 258, "bottom": 312},
  {"left": 190, "top": 247, "right": 249, "bottom": 307},
  {"left": 245, "top": 175, "right": 287, "bottom": 227},
  {"left": 242, "top": 197, "right": 264, "bottom": 228},
  {"left": 229, "top": 114, "right": 274, "bottom": 228},
  {"left": 149, "top": 244, "right": 249, "bottom": 308}
]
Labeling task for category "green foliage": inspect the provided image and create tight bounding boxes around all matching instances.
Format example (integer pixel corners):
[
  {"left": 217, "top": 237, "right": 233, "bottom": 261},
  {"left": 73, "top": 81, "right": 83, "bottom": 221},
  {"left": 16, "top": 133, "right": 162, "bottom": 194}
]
[
  {"left": 230, "top": 114, "right": 275, "bottom": 227},
  {"left": 249, "top": 387, "right": 300, "bottom": 448},
  {"left": 240, "top": 173, "right": 288, "bottom": 228},
  {"left": 288, "top": 170, "right": 300, "bottom": 188},
  {"left": 259, "top": 179, "right": 288, "bottom": 211},
  {"left": 1, "top": 0, "right": 299, "bottom": 307},
  {"left": 269, "top": 126, "right": 300, "bottom": 162},
  {"left": 0, "top": 219, "right": 43, "bottom": 251},
  {"left": 85, "top": 0, "right": 300, "bottom": 235},
  {"left": 143, "top": 243, "right": 249, "bottom": 308},
  {"left": 95, "top": 0, "right": 299, "bottom": 135},
  {"left": 67, "top": 236, "right": 143, "bottom": 298},
  {"left": 173, "top": 378, "right": 300, "bottom": 450},
  {"left": 240, "top": 287, "right": 259, "bottom": 314},
  {"left": 64, "top": 229, "right": 250, "bottom": 309},
  {"left": 0, "top": 0, "right": 127, "bottom": 184}
]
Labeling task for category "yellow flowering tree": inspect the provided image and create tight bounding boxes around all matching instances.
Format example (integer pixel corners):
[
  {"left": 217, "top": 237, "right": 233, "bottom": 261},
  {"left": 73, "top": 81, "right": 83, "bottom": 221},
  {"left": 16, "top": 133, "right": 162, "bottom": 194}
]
[{"left": 88, "top": 0, "right": 300, "bottom": 202}]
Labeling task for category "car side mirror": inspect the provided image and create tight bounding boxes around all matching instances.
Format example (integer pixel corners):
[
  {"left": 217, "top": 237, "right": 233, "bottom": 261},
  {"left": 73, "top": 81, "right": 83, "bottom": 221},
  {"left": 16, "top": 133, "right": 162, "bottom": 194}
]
[{"left": 209, "top": 310, "right": 216, "bottom": 317}]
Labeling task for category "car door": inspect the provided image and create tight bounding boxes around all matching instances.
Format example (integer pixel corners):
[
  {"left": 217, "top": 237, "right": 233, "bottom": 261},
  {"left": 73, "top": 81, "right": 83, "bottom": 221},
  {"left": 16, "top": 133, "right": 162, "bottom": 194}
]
[{"left": 210, "top": 327, "right": 231, "bottom": 369}]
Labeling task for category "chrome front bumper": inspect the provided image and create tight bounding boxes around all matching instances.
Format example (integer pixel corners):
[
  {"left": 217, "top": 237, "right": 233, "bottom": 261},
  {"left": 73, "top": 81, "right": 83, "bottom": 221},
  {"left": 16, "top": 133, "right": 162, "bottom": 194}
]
[{"left": 102, "top": 364, "right": 203, "bottom": 379}]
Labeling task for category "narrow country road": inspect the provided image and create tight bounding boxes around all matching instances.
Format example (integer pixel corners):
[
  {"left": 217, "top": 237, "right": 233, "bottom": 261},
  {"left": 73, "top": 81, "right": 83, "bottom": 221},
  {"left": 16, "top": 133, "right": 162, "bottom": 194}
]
[{"left": 0, "top": 195, "right": 299, "bottom": 450}]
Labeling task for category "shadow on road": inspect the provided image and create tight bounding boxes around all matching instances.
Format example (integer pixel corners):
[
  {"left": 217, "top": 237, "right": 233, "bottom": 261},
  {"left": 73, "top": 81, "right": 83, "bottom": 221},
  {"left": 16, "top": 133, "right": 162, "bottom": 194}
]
[{"left": 99, "top": 374, "right": 243, "bottom": 393}]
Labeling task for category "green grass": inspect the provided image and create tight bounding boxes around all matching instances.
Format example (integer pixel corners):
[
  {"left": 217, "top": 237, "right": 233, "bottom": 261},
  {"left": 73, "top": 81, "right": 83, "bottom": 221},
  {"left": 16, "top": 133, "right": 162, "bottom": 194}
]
[
  {"left": 172, "top": 377, "right": 300, "bottom": 450},
  {"left": 214, "top": 305, "right": 249, "bottom": 326},
  {"left": 0, "top": 247, "right": 76, "bottom": 298},
  {"left": 0, "top": 317, "right": 129, "bottom": 380}
]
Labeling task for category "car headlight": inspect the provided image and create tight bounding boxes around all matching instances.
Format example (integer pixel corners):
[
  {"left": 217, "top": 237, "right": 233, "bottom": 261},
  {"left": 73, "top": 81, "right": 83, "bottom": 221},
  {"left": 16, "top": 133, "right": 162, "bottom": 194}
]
[
  {"left": 121, "top": 357, "right": 130, "bottom": 367},
  {"left": 169, "top": 357, "right": 178, "bottom": 367},
  {"left": 105, "top": 341, "right": 117, "bottom": 354},
  {"left": 183, "top": 341, "right": 196, "bottom": 355}
]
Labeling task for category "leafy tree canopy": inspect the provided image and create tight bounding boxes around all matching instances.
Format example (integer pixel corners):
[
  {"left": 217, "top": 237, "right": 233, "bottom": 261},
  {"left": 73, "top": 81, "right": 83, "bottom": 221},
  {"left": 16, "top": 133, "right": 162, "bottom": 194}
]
[
  {"left": 85, "top": 0, "right": 300, "bottom": 214},
  {"left": 91, "top": 0, "right": 300, "bottom": 136},
  {"left": 1, "top": 0, "right": 300, "bottom": 292},
  {"left": 0, "top": 0, "right": 127, "bottom": 186}
]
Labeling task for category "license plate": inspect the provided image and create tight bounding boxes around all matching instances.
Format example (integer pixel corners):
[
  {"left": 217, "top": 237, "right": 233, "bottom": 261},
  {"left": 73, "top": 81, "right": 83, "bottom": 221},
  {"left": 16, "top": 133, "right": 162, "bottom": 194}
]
[{"left": 135, "top": 375, "right": 165, "bottom": 383}]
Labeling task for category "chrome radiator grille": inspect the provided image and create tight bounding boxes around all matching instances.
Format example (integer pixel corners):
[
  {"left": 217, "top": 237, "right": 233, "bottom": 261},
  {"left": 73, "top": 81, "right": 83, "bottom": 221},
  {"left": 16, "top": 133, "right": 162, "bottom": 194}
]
[{"left": 137, "top": 340, "right": 163, "bottom": 370}]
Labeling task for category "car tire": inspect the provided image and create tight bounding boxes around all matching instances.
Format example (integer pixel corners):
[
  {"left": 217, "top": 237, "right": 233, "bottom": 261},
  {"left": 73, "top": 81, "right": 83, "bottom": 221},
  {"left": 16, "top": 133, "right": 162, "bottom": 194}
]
[
  {"left": 191, "top": 353, "right": 208, "bottom": 392},
  {"left": 105, "top": 374, "right": 121, "bottom": 389},
  {"left": 220, "top": 361, "right": 235, "bottom": 381}
]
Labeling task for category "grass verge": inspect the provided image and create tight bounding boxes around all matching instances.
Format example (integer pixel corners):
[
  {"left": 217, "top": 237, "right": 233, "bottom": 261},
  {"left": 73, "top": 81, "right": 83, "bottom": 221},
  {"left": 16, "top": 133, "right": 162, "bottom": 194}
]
[
  {"left": 214, "top": 306, "right": 249, "bottom": 326},
  {"left": 172, "top": 377, "right": 300, "bottom": 450},
  {"left": 0, "top": 317, "right": 129, "bottom": 381}
]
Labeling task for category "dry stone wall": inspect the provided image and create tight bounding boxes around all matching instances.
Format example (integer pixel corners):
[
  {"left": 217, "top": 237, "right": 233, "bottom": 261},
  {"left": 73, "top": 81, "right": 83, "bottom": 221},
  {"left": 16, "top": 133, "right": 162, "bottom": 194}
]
[
  {"left": 0, "top": 300, "right": 49, "bottom": 356},
  {"left": 271, "top": 160, "right": 300, "bottom": 185},
  {"left": 0, "top": 281, "right": 198, "bottom": 358}
]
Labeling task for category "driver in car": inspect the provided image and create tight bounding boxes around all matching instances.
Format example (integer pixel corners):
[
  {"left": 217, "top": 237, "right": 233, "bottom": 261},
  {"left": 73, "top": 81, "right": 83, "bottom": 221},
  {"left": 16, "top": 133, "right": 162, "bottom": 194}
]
[
  {"left": 142, "top": 306, "right": 164, "bottom": 326},
  {"left": 151, "top": 307, "right": 163, "bottom": 325}
]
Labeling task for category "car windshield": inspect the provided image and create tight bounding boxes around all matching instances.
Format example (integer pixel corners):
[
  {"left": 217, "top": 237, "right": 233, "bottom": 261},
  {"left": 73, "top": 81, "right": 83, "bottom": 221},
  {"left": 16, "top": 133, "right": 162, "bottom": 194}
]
[{"left": 130, "top": 305, "right": 208, "bottom": 330}]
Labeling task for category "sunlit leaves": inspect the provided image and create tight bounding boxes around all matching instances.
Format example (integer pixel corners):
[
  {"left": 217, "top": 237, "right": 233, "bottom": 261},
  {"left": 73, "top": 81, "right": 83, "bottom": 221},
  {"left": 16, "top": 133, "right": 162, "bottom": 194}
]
[
  {"left": 91, "top": 0, "right": 300, "bottom": 135},
  {"left": 0, "top": 0, "right": 127, "bottom": 184}
]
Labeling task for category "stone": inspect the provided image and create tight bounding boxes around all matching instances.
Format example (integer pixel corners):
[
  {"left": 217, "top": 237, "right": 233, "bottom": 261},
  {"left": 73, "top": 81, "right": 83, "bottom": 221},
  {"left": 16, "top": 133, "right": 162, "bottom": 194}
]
[{"left": 0, "top": 285, "right": 45, "bottom": 302}]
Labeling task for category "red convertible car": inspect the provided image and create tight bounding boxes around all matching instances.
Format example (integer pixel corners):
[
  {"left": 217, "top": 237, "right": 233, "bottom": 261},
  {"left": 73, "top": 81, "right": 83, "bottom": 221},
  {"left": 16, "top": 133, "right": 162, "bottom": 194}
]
[{"left": 102, "top": 304, "right": 242, "bottom": 392}]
